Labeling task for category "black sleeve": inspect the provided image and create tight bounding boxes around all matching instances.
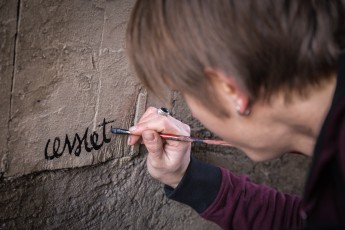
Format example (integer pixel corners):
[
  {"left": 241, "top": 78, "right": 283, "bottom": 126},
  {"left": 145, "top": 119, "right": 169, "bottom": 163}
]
[{"left": 164, "top": 157, "right": 222, "bottom": 213}]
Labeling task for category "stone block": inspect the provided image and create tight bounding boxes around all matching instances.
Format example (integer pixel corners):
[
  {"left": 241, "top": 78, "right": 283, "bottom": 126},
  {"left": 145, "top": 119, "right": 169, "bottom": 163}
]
[{"left": 5, "top": 0, "right": 142, "bottom": 177}]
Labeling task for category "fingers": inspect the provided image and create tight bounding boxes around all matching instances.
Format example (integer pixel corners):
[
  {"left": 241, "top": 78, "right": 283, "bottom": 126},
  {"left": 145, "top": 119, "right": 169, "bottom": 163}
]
[
  {"left": 128, "top": 107, "right": 157, "bottom": 145},
  {"left": 142, "top": 130, "right": 164, "bottom": 159},
  {"left": 138, "top": 106, "right": 157, "bottom": 120},
  {"left": 127, "top": 107, "right": 191, "bottom": 188},
  {"left": 128, "top": 107, "right": 190, "bottom": 145}
]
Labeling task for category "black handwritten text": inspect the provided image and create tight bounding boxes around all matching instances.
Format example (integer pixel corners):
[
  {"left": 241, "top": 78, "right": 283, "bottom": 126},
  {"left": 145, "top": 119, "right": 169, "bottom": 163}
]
[{"left": 44, "top": 118, "right": 113, "bottom": 160}]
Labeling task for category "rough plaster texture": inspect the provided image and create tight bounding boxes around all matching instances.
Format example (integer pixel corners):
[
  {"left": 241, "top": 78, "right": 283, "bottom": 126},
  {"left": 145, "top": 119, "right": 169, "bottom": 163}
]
[
  {"left": 5, "top": 0, "right": 140, "bottom": 177},
  {"left": 0, "top": 0, "right": 310, "bottom": 229},
  {"left": 0, "top": 0, "right": 18, "bottom": 176}
]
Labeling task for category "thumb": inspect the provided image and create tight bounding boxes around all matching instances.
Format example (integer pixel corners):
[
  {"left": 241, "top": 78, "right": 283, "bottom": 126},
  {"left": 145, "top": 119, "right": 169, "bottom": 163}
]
[{"left": 142, "top": 130, "right": 164, "bottom": 159}]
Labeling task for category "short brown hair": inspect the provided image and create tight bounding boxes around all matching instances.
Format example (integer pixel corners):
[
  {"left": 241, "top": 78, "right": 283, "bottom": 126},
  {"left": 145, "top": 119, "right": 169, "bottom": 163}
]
[{"left": 126, "top": 0, "right": 345, "bottom": 115}]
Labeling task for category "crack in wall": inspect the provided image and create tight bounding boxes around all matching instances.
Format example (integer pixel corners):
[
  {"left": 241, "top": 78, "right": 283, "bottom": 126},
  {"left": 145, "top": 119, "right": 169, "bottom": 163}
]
[
  {"left": 91, "top": 53, "right": 97, "bottom": 70},
  {"left": 90, "top": 7, "right": 107, "bottom": 168},
  {"left": 2, "top": 0, "right": 22, "bottom": 178},
  {"left": 9, "top": 0, "right": 21, "bottom": 122},
  {"left": 92, "top": 7, "right": 106, "bottom": 132}
]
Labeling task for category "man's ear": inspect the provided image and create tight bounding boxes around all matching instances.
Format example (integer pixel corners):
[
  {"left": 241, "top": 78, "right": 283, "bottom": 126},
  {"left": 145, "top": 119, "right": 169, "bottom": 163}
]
[{"left": 204, "top": 67, "right": 250, "bottom": 114}]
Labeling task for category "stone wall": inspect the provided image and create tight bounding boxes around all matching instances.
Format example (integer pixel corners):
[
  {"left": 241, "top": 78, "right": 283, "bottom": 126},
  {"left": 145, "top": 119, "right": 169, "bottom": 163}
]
[{"left": 0, "top": 0, "right": 310, "bottom": 229}]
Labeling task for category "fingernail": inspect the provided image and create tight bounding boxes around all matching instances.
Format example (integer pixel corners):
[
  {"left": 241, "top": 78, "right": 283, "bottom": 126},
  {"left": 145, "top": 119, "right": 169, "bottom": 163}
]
[
  {"left": 143, "top": 132, "right": 155, "bottom": 141},
  {"left": 129, "top": 126, "right": 137, "bottom": 132},
  {"left": 127, "top": 136, "right": 131, "bottom": 145}
]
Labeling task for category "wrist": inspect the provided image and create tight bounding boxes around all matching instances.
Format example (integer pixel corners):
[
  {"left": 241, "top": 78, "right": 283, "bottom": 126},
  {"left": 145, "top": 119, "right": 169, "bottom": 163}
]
[
  {"left": 164, "top": 157, "right": 222, "bottom": 213},
  {"left": 166, "top": 156, "right": 191, "bottom": 188}
]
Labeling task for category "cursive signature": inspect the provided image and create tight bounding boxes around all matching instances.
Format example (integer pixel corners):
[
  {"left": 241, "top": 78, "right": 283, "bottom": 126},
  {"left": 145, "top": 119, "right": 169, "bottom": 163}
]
[{"left": 44, "top": 118, "right": 113, "bottom": 160}]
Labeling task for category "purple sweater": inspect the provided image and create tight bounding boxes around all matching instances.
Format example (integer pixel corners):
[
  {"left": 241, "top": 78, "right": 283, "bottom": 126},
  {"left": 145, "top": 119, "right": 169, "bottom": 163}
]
[{"left": 165, "top": 52, "right": 345, "bottom": 229}]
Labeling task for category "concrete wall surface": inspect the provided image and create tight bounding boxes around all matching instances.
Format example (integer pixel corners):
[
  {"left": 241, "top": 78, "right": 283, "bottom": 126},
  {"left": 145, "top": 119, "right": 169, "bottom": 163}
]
[{"left": 0, "top": 0, "right": 310, "bottom": 229}]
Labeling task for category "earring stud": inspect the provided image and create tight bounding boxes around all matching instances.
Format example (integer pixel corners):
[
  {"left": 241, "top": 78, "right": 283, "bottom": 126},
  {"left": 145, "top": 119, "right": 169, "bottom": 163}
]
[{"left": 236, "top": 105, "right": 251, "bottom": 116}]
